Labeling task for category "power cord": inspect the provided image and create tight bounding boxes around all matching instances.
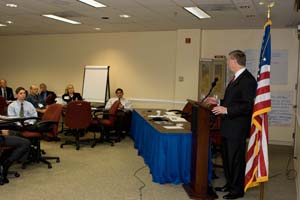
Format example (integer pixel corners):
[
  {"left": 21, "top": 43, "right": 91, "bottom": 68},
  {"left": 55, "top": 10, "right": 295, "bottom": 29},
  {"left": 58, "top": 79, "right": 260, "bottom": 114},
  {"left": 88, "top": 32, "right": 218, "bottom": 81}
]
[
  {"left": 286, "top": 149, "right": 297, "bottom": 180},
  {"left": 133, "top": 165, "right": 147, "bottom": 200}
]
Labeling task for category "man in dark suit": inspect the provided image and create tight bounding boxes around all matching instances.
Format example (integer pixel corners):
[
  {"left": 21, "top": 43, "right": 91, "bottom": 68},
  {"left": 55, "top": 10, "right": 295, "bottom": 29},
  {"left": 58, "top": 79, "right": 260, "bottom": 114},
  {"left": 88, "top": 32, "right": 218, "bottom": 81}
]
[
  {"left": 205, "top": 50, "right": 257, "bottom": 199},
  {"left": 0, "top": 79, "right": 15, "bottom": 101},
  {"left": 39, "top": 83, "right": 56, "bottom": 103}
]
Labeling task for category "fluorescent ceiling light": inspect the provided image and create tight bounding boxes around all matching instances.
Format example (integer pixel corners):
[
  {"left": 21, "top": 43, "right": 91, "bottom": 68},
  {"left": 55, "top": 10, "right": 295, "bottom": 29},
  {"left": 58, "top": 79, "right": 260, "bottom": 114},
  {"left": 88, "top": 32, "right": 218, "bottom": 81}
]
[
  {"left": 184, "top": 7, "right": 211, "bottom": 19},
  {"left": 120, "top": 14, "right": 130, "bottom": 18},
  {"left": 6, "top": 3, "right": 18, "bottom": 8},
  {"left": 0, "top": 24, "right": 7, "bottom": 27},
  {"left": 6, "top": 21, "right": 13, "bottom": 24},
  {"left": 42, "top": 14, "right": 81, "bottom": 24},
  {"left": 78, "top": 0, "right": 106, "bottom": 8},
  {"left": 95, "top": 27, "right": 101, "bottom": 30}
]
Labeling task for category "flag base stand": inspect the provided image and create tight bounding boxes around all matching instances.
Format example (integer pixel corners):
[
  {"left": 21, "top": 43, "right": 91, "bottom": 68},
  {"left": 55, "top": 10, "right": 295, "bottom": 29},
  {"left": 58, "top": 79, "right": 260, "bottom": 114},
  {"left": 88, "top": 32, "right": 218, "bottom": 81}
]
[{"left": 260, "top": 183, "right": 264, "bottom": 200}]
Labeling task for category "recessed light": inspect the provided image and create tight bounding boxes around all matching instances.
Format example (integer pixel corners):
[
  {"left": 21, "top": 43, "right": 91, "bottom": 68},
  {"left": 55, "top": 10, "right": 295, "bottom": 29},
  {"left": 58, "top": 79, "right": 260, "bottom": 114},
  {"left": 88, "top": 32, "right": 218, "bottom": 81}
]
[
  {"left": 42, "top": 14, "right": 81, "bottom": 24},
  {"left": 6, "top": 21, "right": 13, "bottom": 24},
  {"left": 78, "top": 0, "right": 106, "bottom": 8},
  {"left": 183, "top": 7, "right": 211, "bottom": 19},
  {"left": 95, "top": 27, "right": 101, "bottom": 30},
  {"left": 0, "top": 24, "right": 7, "bottom": 27},
  {"left": 6, "top": 3, "right": 18, "bottom": 8},
  {"left": 120, "top": 14, "right": 130, "bottom": 18}
]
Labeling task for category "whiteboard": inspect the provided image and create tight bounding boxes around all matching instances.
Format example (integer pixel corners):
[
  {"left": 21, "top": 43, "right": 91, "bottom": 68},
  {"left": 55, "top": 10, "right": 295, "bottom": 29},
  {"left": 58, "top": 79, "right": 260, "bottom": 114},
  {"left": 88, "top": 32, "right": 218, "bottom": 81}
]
[{"left": 82, "top": 66, "right": 109, "bottom": 103}]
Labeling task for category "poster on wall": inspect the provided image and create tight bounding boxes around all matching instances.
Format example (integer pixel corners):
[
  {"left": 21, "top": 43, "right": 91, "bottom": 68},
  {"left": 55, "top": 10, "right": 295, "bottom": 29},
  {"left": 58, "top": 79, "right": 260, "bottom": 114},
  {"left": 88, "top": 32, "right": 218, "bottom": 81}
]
[
  {"left": 244, "top": 49, "right": 288, "bottom": 85},
  {"left": 268, "top": 91, "right": 293, "bottom": 126}
]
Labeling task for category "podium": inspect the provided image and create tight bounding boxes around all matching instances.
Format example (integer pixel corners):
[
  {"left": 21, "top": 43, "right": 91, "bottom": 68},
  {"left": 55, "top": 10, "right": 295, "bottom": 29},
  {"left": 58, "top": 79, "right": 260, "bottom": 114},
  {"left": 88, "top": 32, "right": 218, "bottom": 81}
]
[{"left": 183, "top": 99, "right": 216, "bottom": 200}]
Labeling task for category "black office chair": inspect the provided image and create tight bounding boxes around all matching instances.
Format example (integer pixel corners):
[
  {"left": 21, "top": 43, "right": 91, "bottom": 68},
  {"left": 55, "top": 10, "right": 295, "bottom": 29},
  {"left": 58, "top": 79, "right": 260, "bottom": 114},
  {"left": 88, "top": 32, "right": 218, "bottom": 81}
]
[{"left": 168, "top": 101, "right": 193, "bottom": 122}]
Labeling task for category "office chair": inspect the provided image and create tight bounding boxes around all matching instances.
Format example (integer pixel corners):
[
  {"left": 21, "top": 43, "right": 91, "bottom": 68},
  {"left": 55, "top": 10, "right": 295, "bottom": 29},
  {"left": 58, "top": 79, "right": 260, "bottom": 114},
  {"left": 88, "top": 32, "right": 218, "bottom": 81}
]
[
  {"left": 60, "top": 101, "right": 92, "bottom": 150},
  {"left": 0, "top": 96, "right": 7, "bottom": 115},
  {"left": 90, "top": 100, "right": 120, "bottom": 147},
  {"left": 45, "top": 93, "right": 57, "bottom": 105},
  {"left": 21, "top": 104, "right": 63, "bottom": 169},
  {"left": 168, "top": 101, "right": 193, "bottom": 122}
]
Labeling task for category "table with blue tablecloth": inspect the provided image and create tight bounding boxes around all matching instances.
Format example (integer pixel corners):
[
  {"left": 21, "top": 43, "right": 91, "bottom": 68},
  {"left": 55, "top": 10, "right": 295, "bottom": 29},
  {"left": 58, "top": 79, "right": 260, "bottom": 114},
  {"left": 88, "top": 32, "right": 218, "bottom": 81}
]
[{"left": 130, "top": 109, "right": 192, "bottom": 184}]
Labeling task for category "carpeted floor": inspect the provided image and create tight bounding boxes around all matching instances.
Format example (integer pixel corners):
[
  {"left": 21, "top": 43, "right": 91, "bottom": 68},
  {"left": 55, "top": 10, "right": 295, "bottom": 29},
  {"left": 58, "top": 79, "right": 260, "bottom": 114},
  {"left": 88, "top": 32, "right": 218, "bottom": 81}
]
[{"left": 0, "top": 135, "right": 297, "bottom": 200}]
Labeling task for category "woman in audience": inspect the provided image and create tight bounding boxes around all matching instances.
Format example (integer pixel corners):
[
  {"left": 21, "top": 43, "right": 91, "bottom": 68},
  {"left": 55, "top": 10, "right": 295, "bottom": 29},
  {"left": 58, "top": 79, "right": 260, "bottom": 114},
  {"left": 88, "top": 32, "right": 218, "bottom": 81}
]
[{"left": 62, "top": 84, "right": 82, "bottom": 103}]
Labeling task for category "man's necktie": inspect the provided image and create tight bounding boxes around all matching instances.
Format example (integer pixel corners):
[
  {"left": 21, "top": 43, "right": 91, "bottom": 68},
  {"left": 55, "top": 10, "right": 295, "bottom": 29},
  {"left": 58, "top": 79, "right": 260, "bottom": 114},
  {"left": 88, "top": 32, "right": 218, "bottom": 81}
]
[
  {"left": 3, "top": 88, "right": 7, "bottom": 100},
  {"left": 229, "top": 75, "right": 235, "bottom": 85},
  {"left": 19, "top": 102, "right": 25, "bottom": 117}
]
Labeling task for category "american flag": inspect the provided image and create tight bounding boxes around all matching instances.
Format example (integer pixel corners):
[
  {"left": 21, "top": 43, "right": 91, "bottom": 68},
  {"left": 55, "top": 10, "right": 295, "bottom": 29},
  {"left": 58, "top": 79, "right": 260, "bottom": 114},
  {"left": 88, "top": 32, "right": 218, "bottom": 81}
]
[{"left": 244, "top": 19, "right": 272, "bottom": 192}]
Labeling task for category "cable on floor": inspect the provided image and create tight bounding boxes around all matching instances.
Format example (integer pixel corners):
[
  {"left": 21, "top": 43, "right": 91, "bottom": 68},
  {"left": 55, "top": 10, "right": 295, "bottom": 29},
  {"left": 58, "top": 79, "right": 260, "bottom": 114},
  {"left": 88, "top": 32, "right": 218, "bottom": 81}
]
[
  {"left": 286, "top": 153, "right": 297, "bottom": 180},
  {"left": 133, "top": 165, "right": 147, "bottom": 200}
]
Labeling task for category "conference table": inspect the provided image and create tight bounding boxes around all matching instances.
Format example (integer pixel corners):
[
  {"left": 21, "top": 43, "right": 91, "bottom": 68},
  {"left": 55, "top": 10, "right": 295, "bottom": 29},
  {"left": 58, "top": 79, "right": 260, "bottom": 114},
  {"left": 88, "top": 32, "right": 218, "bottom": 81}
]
[{"left": 131, "top": 109, "right": 192, "bottom": 184}]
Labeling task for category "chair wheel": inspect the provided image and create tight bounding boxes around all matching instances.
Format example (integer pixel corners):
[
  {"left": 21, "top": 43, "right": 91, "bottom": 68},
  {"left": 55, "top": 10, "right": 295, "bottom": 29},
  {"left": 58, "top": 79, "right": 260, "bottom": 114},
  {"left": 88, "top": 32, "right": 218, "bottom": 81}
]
[
  {"left": 21, "top": 165, "right": 26, "bottom": 169},
  {"left": 48, "top": 165, "right": 52, "bottom": 169},
  {"left": 111, "top": 143, "right": 114, "bottom": 146},
  {"left": 56, "top": 158, "right": 60, "bottom": 163},
  {"left": 60, "top": 144, "right": 63, "bottom": 148},
  {"left": 76, "top": 147, "right": 80, "bottom": 150},
  {"left": 14, "top": 173, "right": 20, "bottom": 177}
]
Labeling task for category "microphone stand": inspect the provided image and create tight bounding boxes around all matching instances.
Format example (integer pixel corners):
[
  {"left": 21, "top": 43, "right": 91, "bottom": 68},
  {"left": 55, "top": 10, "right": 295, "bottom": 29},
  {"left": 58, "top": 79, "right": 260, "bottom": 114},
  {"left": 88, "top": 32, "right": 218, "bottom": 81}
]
[{"left": 201, "top": 83, "right": 217, "bottom": 103}]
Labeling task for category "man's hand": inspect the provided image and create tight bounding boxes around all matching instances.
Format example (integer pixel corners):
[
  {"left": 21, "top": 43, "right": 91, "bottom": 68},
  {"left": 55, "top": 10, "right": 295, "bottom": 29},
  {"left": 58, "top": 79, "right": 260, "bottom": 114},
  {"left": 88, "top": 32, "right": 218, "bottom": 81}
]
[
  {"left": 118, "top": 104, "right": 124, "bottom": 110},
  {"left": 212, "top": 106, "right": 227, "bottom": 115}
]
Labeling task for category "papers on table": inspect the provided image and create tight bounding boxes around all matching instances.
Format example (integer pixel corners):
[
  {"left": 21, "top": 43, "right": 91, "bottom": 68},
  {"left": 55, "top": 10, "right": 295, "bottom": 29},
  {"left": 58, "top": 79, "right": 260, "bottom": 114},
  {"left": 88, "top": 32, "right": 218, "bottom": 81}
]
[
  {"left": 163, "top": 126, "right": 184, "bottom": 129},
  {"left": 148, "top": 115, "right": 160, "bottom": 118},
  {"left": 164, "top": 115, "right": 187, "bottom": 122},
  {"left": 164, "top": 111, "right": 176, "bottom": 116}
]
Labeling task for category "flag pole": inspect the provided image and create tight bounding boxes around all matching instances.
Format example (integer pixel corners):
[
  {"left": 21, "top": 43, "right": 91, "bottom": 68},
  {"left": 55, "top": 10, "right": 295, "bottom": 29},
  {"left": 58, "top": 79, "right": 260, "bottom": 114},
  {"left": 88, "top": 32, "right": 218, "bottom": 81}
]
[{"left": 259, "top": 2, "right": 274, "bottom": 200}]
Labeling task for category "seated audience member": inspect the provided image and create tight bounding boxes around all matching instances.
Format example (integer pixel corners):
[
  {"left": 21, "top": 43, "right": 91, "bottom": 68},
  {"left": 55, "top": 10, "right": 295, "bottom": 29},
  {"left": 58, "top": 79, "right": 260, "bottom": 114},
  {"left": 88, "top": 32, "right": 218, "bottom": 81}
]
[
  {"left": 26, "top": 85, "right": 46, "bottom": 114},
  {"left": 8, "top": 87, "right": 38, "bottom": 124},
  {"left": 0, "top": 130, "right": 30, "bottom": 185},
  {"left": 62, "top": 84, "right": 82, "bottom": 103},
  {"left": 0, "top": 87, "right": 37, "bottom": 184},
  {"left": 0, "top": 79, "right": 14, "bottom": 101},
  {"left": 39, "top": 83, "right": 56, "bottom": 104},
  {"left": 105, "top": 88, "right": 132, "bottom": 139}
]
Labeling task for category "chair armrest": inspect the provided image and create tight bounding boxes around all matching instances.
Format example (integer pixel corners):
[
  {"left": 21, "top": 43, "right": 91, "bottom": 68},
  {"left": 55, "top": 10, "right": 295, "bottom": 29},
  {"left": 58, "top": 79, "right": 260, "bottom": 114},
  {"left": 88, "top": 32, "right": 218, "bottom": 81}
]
[{"left": 23, "top": 120, "right": 58, "bottom": 132}]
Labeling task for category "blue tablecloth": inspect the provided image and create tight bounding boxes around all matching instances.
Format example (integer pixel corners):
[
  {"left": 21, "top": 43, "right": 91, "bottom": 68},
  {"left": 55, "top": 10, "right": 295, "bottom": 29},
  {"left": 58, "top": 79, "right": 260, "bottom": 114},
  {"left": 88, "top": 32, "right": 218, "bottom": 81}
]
[{"left": 131, "top": 110, "right": 192, "bottom": 184}]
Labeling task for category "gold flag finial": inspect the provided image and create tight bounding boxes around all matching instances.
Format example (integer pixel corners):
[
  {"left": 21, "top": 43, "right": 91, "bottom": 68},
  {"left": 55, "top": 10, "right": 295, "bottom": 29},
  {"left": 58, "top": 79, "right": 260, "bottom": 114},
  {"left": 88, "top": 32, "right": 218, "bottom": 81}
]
[{"left": 259, "top": 1, "right": 275, "bottom": 20}]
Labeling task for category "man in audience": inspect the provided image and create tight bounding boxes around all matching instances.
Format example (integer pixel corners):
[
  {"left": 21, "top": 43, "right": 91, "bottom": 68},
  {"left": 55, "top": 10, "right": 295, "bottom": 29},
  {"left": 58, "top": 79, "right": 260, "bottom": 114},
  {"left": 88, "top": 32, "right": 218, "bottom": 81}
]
[
  {"left": 26, "top": 85, "right": 46, "bottom": 115},
  {"left": 0, "top": 87, "right": 36, "bottom": 184},
  {"left": 105, "top": 88, "right": 132, "bottom": 140},
  {"left": 39, "top": 83, "right": 56, "bottom": 104},
  {"left": 0, "top": 79, "right": 14, "bottom": 101}
]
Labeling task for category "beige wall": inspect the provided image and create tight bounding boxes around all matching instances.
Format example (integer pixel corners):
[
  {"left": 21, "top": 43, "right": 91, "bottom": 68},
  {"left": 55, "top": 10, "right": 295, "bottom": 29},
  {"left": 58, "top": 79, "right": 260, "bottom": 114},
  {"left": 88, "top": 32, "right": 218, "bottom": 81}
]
[{"left": 0, "top": 31, "right": 178, "bottom": 104}]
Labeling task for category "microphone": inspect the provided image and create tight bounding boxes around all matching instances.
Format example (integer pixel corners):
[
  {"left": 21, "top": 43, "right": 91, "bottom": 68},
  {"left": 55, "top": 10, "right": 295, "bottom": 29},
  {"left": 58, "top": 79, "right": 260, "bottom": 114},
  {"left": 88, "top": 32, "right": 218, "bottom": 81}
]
[
  {"left": 201, "top": 77, "right": 219, "bottom": 102},
  {"left": 211, "top": 77, "right": 219, "bottom": 88}
]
